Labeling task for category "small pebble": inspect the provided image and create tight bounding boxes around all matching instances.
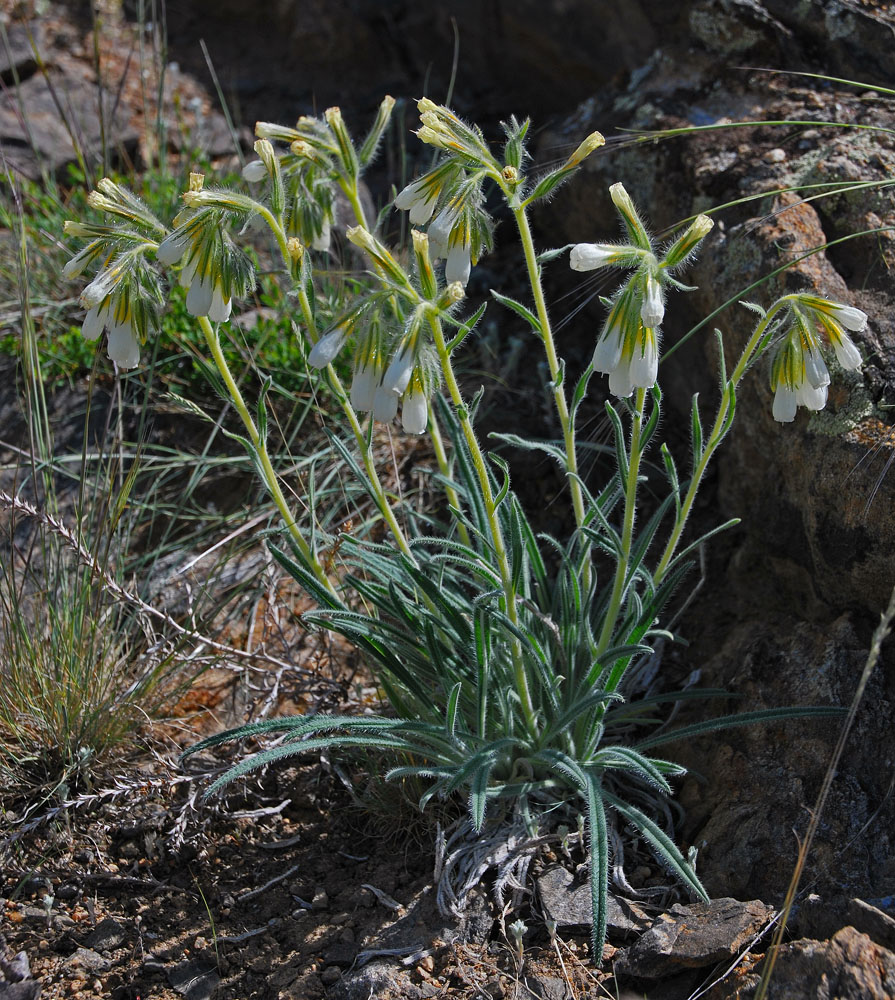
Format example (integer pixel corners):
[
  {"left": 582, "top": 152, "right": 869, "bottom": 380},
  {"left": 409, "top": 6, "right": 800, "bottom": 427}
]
[
  {"left": 764, "top": 147, "right": 786, "bottom": 163},
  {"left": 321, "top": 965, "right": 341, "bottom": 985}
]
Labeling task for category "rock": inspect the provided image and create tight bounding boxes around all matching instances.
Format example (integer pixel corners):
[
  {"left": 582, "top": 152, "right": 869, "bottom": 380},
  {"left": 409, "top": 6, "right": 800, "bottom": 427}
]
[
  {"left": 167, "top": 957, "right": 220, "bottom": 1000},
  {"left": 62, "top": 948, "right": 110, "bottom": 973},
  {"left": 0, "top": 985, "right": 41, "bottom": 999},
  {"left": 322, "top": 941, "right": 356, "bottom": 967},
  {"left": 320, "top": 966, "right": 341, "bottom": 985},
  {"left": 540, "top": 0, "right": 895, "bottom": 909},
  {"left": 710, "top": 926, "right": 895, "bottom": 1000},
  {"left": 536, "top": 866, "right": 653, "bottom": 939},
  {"left": 0, "top": 70, "right": 137, "bottom": 180},
  {"left": 329, "top": 959, "right": 420, "bottom": 1000},
  {"left": 0, "top": 22, "right": 42, "bottom": 83},
  {"left": 615, "top": 898, "right": 775, "bottom": 979},
  {"left": 523, "top": 974, "right": 570, "bottom": 1000},
  {"left": 84, "top": 917, "right": 126, "bottom": 953},
  {"left": 794, "top": 895, "right": 895, "bottom": 953}
]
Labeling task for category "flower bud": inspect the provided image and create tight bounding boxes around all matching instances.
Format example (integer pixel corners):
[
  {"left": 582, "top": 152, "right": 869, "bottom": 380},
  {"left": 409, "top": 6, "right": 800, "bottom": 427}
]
[
  {"left": 287, "top": 238, "right": 304, "bottom": 262},
  {"left": 570, "top": 243, "right": 621, "bottom": 271},
  {"left": 565, "top": 130, "right": 605, "bottom": 168},
  {"left": 610, "top": 182, "right": 651, "bottom": 251},
  {"left": 641, "top": 275, "right": 665, "bottom": 328},
  {"left": 662, "top": 214, "right": 714, "bottom": 268}
]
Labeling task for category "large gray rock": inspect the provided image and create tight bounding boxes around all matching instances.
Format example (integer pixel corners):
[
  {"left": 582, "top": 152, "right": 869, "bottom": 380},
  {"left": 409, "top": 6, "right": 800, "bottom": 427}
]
[
  {"left": 0, "top": 70, "right": 137, "bottom": 179},
  {"left": 614, "top": 898, "right": 775, "bottom": 979},
  {"left": 540, "top": 0, "right": 895, "bottom": 908},
  {"left": 707, "top": 926, "right": 895, "bottom": 1000},
  {"left": 536, "top": 866, "right": 653, "bottom": 939}
]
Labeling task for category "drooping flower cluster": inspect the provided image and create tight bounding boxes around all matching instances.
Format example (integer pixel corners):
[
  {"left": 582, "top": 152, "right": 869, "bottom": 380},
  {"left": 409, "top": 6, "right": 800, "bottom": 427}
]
[
  {"left": 304, "top": 228, "right": 458, "bottom": 435},
  {"left": 769, "top": 295, "right": 865, "bottom": 422},
  {"left": 394, "top": 167, "right": 492, "bottom": 288},
  {"left": 63, "top": 180, "right": 167, "bottom": 370},
  {"left": 251, "top": 98, "right": 396, "bottom": 253},
  {"left": 570, "top": 183, "right": 714, "bottom": 397}
]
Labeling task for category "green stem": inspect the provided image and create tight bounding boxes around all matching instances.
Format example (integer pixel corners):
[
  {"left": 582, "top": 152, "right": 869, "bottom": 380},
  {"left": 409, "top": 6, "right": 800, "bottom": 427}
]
[
  {"left": 256, "top": 200, "right": 415, "bottom": 561},
  {"left": 595, "top": 387, "right": 647, "bottom": 663},
  {"left": 340, "top": 177, "right": 369, "bottom": 231},
  {"left": 198, "top": 315, "right": 337, "bottom": 598},
  {"left": 290, "top": 268, "right": 415, "bottom": 560},
  {"left": 654, "top": 300, "right": 786, "bottom": 583},
  {"left": 429, "top": 312, "right": 537, "bottom": 737},
  {"left": 427, "top": 408, "right": 472, "bottom": 549},
  {"left": 512, "top": 205, "right": 588, "bottom": 536}
]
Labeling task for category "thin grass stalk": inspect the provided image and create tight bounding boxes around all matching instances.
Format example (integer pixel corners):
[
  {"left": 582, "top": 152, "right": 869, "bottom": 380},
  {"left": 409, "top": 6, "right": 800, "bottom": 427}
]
[{"left": 753, "top": 582, "right": 895, "bottom": 1000}]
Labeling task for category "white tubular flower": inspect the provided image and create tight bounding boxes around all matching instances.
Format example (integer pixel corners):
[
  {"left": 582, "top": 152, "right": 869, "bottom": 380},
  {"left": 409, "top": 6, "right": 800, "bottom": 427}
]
[
  {"left": 570, "top": 243, "right": 621, "bottom": 271},
  {"left": 395, "top": 178, "right": 439, "bottom": 225},
  {"left": 383, "top": 346, "right": 414, "bottom": 395},
  {"left": 80, "top": 268, "right": 121, "bottom": 309},
  {"left": 107, "top": 319, "right": 141, "bottom": 369},
  {"left": 641, "top": 275, "right": 665, "bottom": 329},
  {"left": 797, "top": 381, "right": 828, "bottom": 411},
  {"left": 804, "top": 301, "right": 865, "bottom": 371},
  {"left": 445, "top": 243, "right": 471, "bottom": 286},
  {"left": 592, "top": 315, "right": 624, "bottom": 374},
  {"left": 608, "top": 360, "right": 635, "bottom": 399},
  {"left": 308, "top": 327, "right": 347, "bottom": 369},
  {"left": 772, "top": 384, "right": 798, "bottom": 423},
  {"left": 81, "top": 303, "right": 111, "bottom": 342},
  {"left": 770, "top": 331, "right": 826, "bottom": 422},
  {"left": 829, "top": 304, "right": 867, "bottom": 332},
  {"left": 428, "top": 206, "right": 457, "bottom": 260},
  {"left": 799, "top": 296, "right": 868, "bottom": 332},
  {"left": 311, "top": 216, "right": 332, "bottom": 253},
  {"left": 156, "top": 229, "right": 192, "bottom": 266},
  {"left": 242, "top": 159, "right": 268, "bottom": 183},
  {"left": 832, "top": 333, "right": 862, "bottom": 371},
  {"left": 351, "top": 365, "right": 378, "bottom": 411},
  {"left": 628, "top": 327, "right": 659, "bottom": 387},
  {"left": 803, "top": 342, "right": 830, "bottom": 389},
  {"left": 373, "top": 384, "right": 399, "bottom": 423},
  {"left": 185, "top": 270, "right": 232, "bottom": 321},
  {"left": 63, "top": 242, "right": 101, "bottom": 280},
  {"left": 401, "top": 382, "right": 428, "bottom": 435}
]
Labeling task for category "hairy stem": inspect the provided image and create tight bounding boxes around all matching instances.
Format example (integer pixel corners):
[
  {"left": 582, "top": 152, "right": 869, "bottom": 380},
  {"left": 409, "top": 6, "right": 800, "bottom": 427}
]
[
  {"left": 429, "top": 313, "right": 537, "bottom": 737},
  {"left": 596, "top": 387, "right": 648, "bottom": 665},
  {"left": 198, "top": 315, "right": 336, "bottom": 597},
  {"left": 654, "top": 300, "right": 787, "bottom": 583},
  {"left": 512, "top": 206, "right": 589, "bottom": 541}
]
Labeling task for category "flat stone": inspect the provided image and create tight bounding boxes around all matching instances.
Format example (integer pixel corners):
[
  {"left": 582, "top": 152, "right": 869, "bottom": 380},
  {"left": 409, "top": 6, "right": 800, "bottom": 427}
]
[
  {"left": 522, "top": 974, "right": 570, "bottom": 1000},
  {"left": 708, "top": 926, "right": 895, "bottom": 1000},
  {"left": 167, "top": 957, "right": 220, "bottom": 1000},
  {"left": 84, "top": 917, "right": 126, "bottom": 953},
  {"left": 62, "top": 948, "right": 110, "bottom": 973},
  {"left": 795, "top": 894, "right": 895, "bottom": 953},
  {"left": 0, "top": 70, "right": 137, "bottom": 179},
  {"left": 0, "top": 22, "right": 42, "bottom": 83},
  {"left": 615, "top": 897, "right": 775, "bottom": 979},
  {"left": 536, "top": 866, "right": 653, "bottom": 939}
]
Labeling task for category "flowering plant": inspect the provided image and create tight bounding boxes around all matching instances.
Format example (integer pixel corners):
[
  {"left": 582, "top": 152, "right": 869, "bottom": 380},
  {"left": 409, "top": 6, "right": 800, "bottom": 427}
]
[{"left": 62, "top": 97, "right": 861, "bottom": 959}]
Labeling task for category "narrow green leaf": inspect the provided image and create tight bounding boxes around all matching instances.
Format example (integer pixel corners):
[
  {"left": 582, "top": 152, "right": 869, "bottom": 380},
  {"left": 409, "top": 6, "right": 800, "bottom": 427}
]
[
  {"left": 635, "top": 705, "right": 846, "bottom": 752},
  {"left": 490, "top": 289, "right": 543, "bottom": 335},
  {"left": 586, "top": 775, "right": 609, "bottom": 963}
]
